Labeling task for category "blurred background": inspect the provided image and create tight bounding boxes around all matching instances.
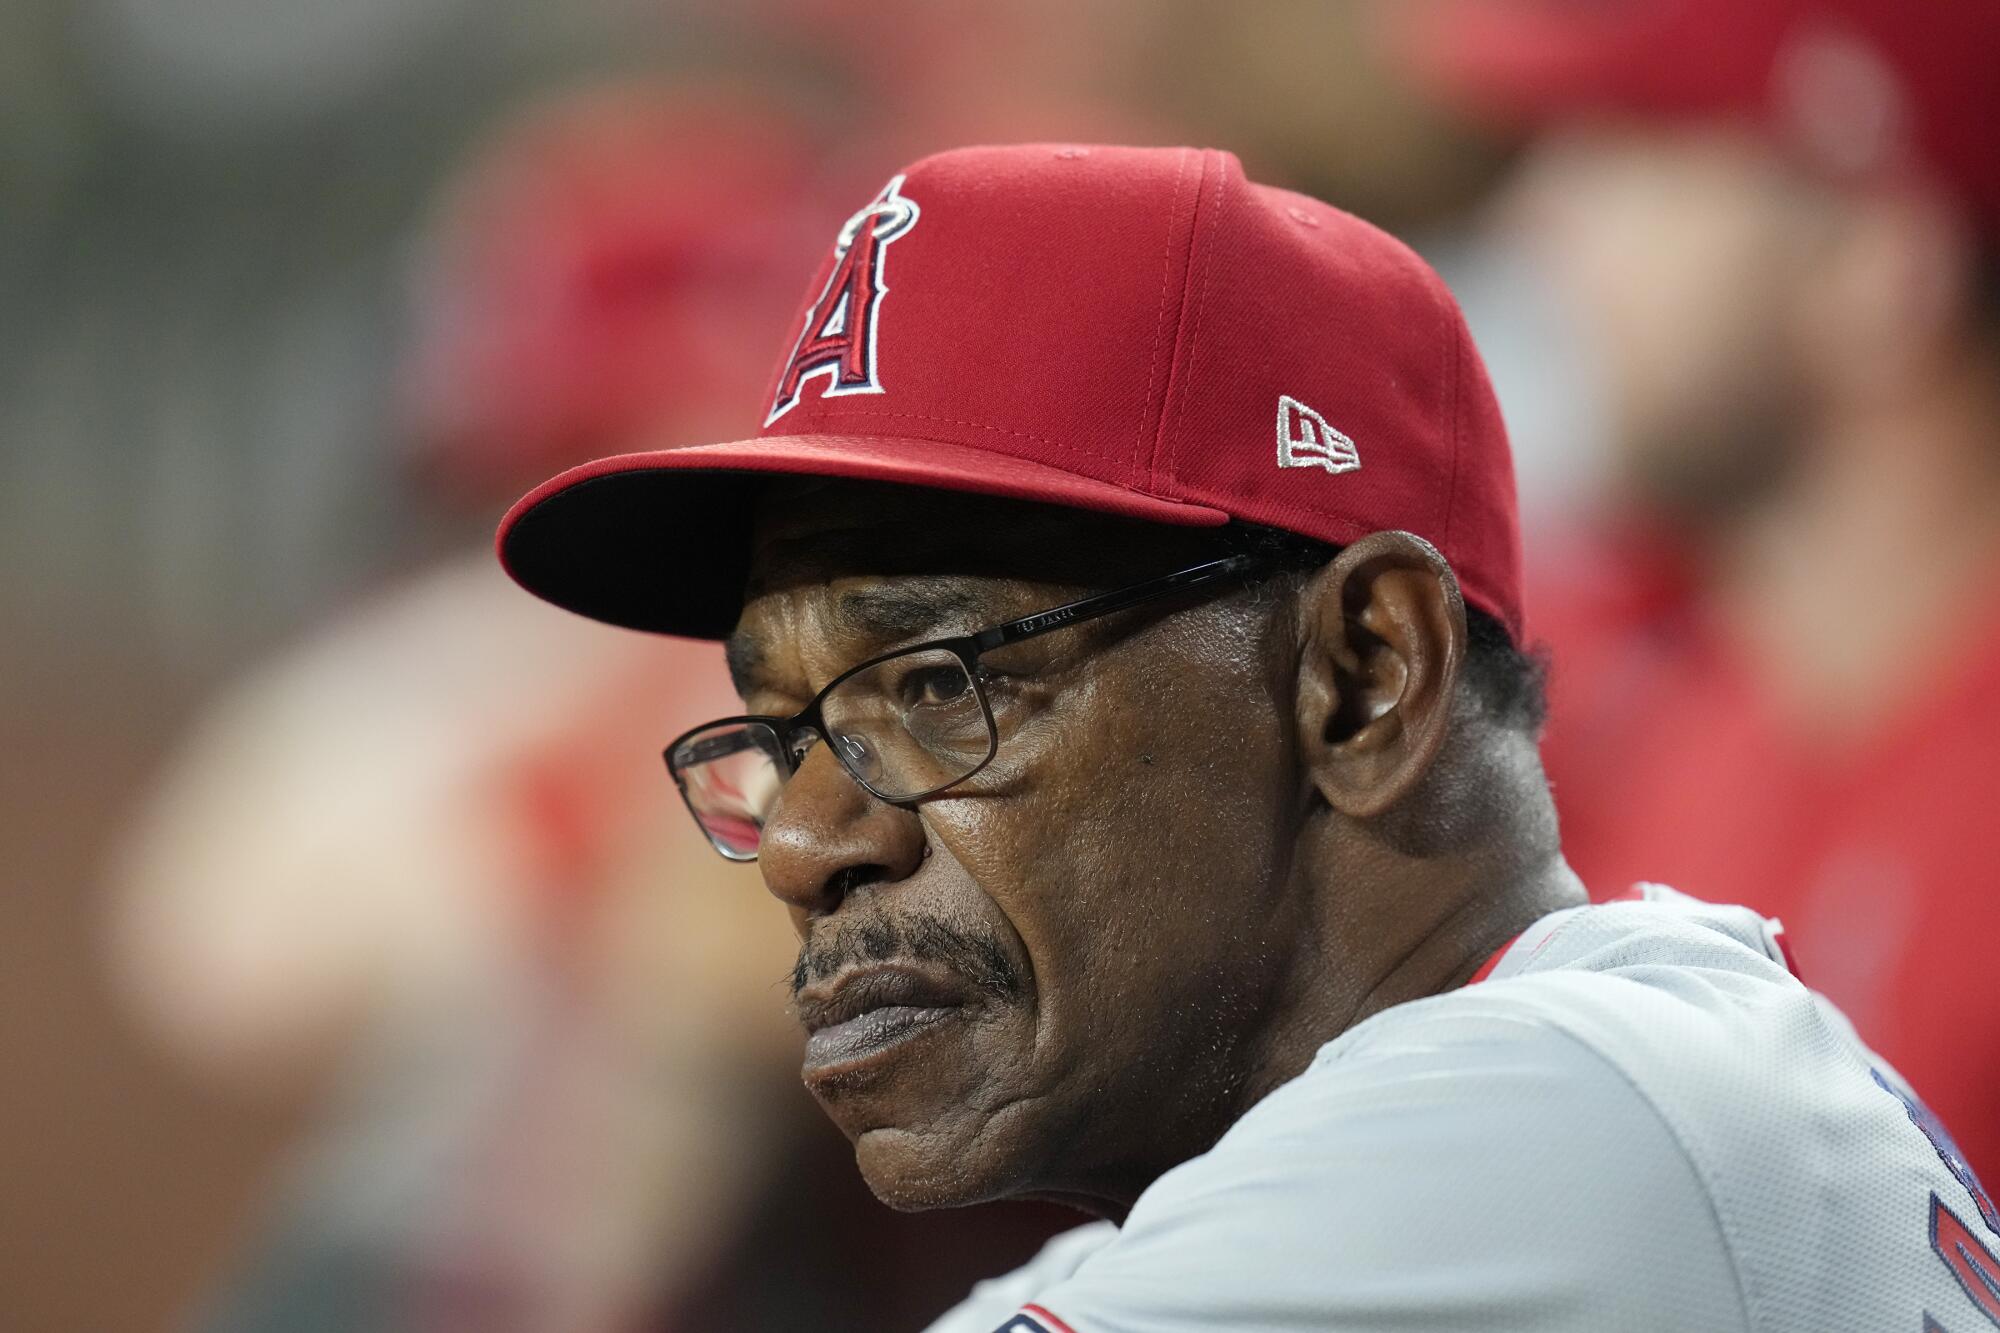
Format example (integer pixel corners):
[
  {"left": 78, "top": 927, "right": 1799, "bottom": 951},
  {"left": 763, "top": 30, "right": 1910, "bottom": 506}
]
[{"left": 4, "top": 0, "right": 1996, "bottom": 1328}]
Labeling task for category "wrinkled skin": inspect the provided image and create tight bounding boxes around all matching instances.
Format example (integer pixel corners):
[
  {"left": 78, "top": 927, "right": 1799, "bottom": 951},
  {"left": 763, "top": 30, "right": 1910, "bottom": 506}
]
[{"left": 725, "top": 478, "right": 1577, "bottom": 1218}]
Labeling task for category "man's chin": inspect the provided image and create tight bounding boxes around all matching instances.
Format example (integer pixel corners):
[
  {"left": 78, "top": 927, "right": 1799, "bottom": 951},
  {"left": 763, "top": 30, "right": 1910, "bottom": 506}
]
[
  {"left": 851, "top": 1120, "right": 1018, "bottom": 1211},
  {"left": 804, "top": 1004, "right": 1042, "bottom": 1207}
]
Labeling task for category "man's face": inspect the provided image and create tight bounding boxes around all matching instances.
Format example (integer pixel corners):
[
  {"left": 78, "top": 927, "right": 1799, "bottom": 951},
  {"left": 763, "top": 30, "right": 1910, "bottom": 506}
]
[
  {"left": 1496, "top": 124, "right": 1821, "bottom": 520},
  {"left": 729, "top": 481, "right": 1304, "bottom": 1213}
]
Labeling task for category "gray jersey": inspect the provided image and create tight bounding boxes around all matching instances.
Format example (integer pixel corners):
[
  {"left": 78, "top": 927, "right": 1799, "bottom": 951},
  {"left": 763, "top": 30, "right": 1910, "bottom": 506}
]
[{"left": 924, "top": 887, "right": 2000, "bottom": 1332}]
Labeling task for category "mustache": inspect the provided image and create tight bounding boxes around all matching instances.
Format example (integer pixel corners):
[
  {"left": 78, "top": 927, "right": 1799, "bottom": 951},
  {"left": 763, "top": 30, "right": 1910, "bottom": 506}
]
[{"left": 791, "top": 914, "right": 1024, "bottom": 1002}]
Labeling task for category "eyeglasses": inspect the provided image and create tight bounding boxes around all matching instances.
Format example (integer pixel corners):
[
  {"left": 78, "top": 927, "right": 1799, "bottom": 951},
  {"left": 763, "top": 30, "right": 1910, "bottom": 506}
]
[{"left": 664, "top": 554, "right": 1259, "bottom": 860}]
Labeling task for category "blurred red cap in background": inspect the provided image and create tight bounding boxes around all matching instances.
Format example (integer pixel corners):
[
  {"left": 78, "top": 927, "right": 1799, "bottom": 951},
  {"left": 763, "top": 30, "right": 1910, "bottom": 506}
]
[
  {"left": 1389, "top": 0, "right": 2000, "bottom": 227},
  {"left": 405, "top": 82, "right": 829, "bottom": 500}
]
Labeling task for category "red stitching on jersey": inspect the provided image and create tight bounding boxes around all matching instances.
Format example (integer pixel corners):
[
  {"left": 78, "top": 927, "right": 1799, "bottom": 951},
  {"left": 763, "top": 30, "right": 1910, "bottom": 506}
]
[
  {"left": 1464, "top": 932, "right": 1523, "bottom": 986},
  {"left": 1023, "top": 1303, "right": 1078, "bottom": 1333}
]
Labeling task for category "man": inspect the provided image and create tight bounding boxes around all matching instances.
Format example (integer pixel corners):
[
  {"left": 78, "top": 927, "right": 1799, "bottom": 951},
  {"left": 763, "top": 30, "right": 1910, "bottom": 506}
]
[
  {"left": 1391, "top": 0, "right": 2000, "bottom": 1182},
  {"left": 499, "top": 144, "right": 1999, "bottom": 1329}
]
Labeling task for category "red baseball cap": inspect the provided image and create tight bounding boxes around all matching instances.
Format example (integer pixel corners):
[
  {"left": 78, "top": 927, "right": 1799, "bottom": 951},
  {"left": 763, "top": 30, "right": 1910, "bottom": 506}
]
[
  {"left": 498, "top": 144, "right": 1523, "bottom": 640},
  {"left": 1389, "top": 0, "right": 2000, "bottom": 228}
]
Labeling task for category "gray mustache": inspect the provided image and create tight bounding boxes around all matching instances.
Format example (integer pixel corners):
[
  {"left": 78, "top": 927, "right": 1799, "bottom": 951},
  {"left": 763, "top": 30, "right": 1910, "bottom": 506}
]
[{"left": 792, "top": 915, "right": 1024, "bottom": 1002}]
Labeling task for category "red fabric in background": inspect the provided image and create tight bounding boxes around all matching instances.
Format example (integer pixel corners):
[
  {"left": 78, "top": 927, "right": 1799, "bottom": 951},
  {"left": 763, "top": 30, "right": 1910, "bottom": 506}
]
[
  {"left": 1394, "top": 0, "right": 2000, "bottom": 228},
  {"left": 1533, "top": 528, "right": 2000, "bottom": 1188}
]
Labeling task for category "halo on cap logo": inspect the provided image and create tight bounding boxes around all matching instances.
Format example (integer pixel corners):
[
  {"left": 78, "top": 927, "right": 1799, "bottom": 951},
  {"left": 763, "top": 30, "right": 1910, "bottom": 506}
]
[{"left": 766, "top": 175, "right": 922, "bottom": 426}]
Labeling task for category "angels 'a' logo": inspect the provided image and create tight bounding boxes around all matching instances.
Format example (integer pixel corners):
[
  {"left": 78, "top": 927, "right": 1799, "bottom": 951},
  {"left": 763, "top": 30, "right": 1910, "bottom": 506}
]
[{"left": 766, "top": 175, "right": 921, "bottom": 426}]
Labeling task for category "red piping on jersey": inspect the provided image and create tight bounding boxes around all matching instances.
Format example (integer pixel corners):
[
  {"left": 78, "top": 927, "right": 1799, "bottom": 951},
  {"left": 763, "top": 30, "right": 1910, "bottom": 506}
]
[
  {"left": 1464, "top": 934, "right": 1522, "bottom": 987},
  {"left": 1023, "top": 1302, "right": 1078, "bottom": 1333},
  {"left": 1467, "top": 887, "right": 1646, "bottom": 986},
  {"left": 1769, "top": 920, "right": 1804, "bottom": 980}
]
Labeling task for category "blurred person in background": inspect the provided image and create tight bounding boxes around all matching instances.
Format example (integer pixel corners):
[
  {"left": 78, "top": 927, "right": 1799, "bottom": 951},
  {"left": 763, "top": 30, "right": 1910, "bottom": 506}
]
[
  {"left": 1392, "top": 0, "right": 2000, "bottom": 1179},
  {"left": 109, "top": 83, "right": 825, "bottom": 1333}
]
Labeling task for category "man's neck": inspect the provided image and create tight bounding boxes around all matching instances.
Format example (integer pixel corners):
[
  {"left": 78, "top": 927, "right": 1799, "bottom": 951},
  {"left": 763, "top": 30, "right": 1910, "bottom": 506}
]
[
  {"left": 1047, "top": 822, "right": 1589, "bottom": 1226},
  {"left": 1240, "top": 843, "right": 1588, "bottom": 1118},
  {"left": 1350, "top": 853, "right": 1589, "bottom": 1023}
]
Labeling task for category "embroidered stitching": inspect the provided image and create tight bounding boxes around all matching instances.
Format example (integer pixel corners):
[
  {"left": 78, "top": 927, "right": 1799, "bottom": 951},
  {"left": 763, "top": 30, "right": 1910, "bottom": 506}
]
[
  {"left": 766, "top": 176, "right": 921, "bottom": 426},
  {"left": 1440, "top": 277, "right": 1463, "bottom": 547},
  {"left": 1275, "top": 395, "right": 1361, "bottom": 474},
  {"left": 1149, "top": 150, "right": 1223, "bottom": 484},
  {"left": 1138, "top": 149, "right": 1192, "bottom": 474}
]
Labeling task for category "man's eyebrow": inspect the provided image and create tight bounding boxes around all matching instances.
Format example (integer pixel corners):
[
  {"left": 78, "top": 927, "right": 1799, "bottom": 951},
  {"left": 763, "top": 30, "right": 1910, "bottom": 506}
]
[
  {"left": 832, "top": 580, "right": 991, "bottom": 645},
  {"left": 724, "top": 632, "right": 765, "bottom": 698},
  {"left": 725, "top": 578, "right": 998, "bottom": 697}
]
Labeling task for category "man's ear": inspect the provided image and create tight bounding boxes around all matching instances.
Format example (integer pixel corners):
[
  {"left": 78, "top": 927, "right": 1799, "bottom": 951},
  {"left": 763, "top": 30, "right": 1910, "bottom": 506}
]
[{"left": 1293, "top": 531, "right": 1467, "bottom": 819}]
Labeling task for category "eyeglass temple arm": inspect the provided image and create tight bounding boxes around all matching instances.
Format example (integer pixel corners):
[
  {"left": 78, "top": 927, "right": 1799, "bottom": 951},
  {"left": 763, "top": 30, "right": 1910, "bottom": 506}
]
[{"left": 971, "top": 554, "right": 1261, "bottom": 653}]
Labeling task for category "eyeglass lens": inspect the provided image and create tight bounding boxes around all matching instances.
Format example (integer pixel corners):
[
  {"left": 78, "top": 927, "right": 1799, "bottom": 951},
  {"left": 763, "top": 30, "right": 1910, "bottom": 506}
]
[{"left": 670, "top": 645, "right": 997, "bottom": 860}]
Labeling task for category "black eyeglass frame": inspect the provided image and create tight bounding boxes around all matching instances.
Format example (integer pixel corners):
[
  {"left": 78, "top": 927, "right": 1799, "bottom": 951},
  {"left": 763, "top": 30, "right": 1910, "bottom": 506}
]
[{"left": 663, "top": 553, "right": 1261, "bottom": 860}]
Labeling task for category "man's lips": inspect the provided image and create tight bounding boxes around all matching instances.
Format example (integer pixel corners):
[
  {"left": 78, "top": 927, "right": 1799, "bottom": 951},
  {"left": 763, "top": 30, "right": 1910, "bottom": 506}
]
[{"left": 794, "top": 964, "right": 973, "bottom": 1074}]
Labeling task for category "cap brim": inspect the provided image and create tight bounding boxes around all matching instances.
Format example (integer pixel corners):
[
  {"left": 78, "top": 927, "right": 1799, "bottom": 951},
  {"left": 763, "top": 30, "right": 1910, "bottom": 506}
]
[{"left": 497, "top": 433, "right": 1230, "bottom": 637}]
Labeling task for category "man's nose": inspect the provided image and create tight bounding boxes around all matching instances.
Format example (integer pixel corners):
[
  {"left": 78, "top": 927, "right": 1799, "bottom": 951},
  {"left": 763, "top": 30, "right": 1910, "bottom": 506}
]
[{"left": 758, "top": 739, "right": 927, "bottom": 919}]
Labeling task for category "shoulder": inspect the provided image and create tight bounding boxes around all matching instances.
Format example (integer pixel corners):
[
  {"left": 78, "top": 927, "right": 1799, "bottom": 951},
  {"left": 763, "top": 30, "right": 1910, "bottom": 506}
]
[
  {"left": 1015, "top": 1000, "right": 1750, "bottom": 1332},
  {"left": 922, "top": 1222, "right": 1118, "bottom": 1333},
  {"left": 935, "top": 892, "right": 1985, "bottom": 1331},
  {"left": 1009, "top": 895, "right": 1819, "bottom": 1331},
  {"left": 1415, "top": 890, "right": 1861, "bottom": 1178}
]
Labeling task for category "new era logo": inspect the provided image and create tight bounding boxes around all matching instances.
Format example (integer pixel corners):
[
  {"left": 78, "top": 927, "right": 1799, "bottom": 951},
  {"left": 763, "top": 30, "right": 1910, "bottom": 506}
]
[{"left": 1276, "top": 395, "right": 1360, "bottom": 475}]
